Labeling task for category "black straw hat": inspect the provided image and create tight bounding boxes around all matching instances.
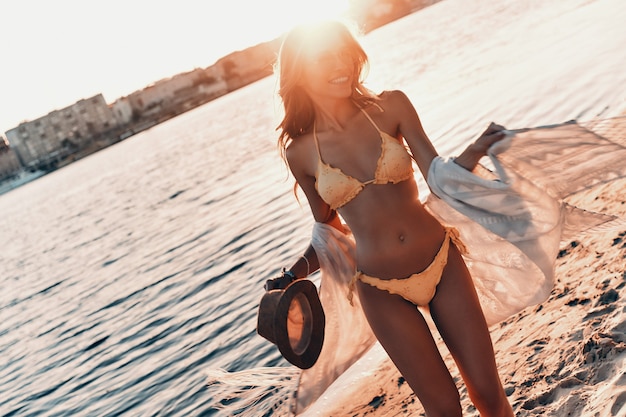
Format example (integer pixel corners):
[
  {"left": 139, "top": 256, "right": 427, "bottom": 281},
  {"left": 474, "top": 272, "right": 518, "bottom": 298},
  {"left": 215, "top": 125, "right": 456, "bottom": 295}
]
[{"left": 257, "top": 279, "right": 325, "bottom": 369}]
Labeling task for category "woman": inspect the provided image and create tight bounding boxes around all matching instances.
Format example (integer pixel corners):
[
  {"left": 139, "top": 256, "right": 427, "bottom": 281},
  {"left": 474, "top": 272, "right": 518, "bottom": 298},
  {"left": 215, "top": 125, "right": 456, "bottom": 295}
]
[{"left": 268, "top": 19, "right": 514, "bottom": 416}]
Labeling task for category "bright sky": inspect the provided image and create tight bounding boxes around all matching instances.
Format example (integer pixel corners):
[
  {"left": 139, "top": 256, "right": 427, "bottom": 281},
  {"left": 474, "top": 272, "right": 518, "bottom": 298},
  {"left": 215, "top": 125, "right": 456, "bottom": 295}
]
[{"left": 0, "top": 0, "right": 350, "bottom": 134}]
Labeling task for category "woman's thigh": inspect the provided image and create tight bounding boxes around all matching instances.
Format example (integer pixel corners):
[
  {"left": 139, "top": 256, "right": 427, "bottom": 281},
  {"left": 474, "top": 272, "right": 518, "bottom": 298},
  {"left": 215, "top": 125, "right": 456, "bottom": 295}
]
[
  {"left": 429, "top": 244, "right": 504, "bottom": 394},
  {"left": 356, "top": 281, "right": 462, "bottom": 413}
]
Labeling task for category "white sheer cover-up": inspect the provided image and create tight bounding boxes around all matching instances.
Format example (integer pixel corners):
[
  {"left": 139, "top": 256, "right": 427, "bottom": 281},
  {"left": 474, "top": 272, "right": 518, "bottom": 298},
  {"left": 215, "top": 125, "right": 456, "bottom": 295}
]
[
  {"left": 206, "top": 120, "right": 626, "bottom": 416},
  {"left": 294, "top": 222, "right": 376, "bottom": 413}
]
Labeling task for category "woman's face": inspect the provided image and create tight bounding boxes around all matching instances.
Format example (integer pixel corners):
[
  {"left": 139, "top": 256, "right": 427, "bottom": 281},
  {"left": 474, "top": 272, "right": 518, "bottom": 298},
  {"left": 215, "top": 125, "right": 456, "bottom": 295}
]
[{"left": 299, "top": 33, "right": 355, "bottom": 101}]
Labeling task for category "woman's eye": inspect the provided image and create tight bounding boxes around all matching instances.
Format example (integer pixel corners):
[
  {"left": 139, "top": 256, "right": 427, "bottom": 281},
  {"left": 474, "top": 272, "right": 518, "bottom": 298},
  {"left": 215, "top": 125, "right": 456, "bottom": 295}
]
[
  {"left": 313, "top": 49, "right": 351, "bottom": 65},
  {"left": 315, "top": 53, "right": 334, "bottom": 64}
]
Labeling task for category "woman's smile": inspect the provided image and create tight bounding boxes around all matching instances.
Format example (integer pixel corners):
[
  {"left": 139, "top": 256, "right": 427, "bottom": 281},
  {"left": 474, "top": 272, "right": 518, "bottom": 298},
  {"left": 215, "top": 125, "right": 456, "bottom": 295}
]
[{"left": 329, "top": 76, "right": 349, "bottom": 84}]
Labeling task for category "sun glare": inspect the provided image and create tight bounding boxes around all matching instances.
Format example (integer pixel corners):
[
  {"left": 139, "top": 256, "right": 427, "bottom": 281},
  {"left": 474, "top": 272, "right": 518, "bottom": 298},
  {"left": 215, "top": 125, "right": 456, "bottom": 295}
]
[{"left": 273, "top": 0, "right": 352, "bottom": 31}]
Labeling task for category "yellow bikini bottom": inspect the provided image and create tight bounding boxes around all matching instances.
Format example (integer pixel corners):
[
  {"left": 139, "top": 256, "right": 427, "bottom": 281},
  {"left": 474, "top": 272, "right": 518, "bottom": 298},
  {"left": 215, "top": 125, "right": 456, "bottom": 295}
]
[{"left": 348, "top": 226, "right": 467, "bottom": 306}]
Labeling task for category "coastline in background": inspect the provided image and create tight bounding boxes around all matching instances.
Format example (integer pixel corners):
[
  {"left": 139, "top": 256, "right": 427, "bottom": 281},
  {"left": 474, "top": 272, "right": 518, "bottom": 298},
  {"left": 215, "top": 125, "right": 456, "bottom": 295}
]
[{"left": 0, "top": 0, "right": 442, "bottom": 192}]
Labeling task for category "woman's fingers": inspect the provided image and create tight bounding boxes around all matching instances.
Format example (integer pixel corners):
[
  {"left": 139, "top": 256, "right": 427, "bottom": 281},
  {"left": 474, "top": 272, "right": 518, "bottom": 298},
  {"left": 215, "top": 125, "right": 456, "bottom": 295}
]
[
  {"left": 474, "top": 123, "right": 508, "bottom": 150},
  {"left": 485, "top": 122, "right": 506, "bottom": 135}
]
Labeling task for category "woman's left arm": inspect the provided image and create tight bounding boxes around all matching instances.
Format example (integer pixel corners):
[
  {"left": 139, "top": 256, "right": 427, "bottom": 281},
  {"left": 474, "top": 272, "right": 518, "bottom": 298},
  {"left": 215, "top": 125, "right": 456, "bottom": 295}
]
[
  {"left": 388, "top": 90, "right": 506, "bottom": 175},
  {"left": 387, "top": 90, "right": 439, "bottom": 180},
  {"left": 453, "top": 122, "right": 507, "bottom": 171}
]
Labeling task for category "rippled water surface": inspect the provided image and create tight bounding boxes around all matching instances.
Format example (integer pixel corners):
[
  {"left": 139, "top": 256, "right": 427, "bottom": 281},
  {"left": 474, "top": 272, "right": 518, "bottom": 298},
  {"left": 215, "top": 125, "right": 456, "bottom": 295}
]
[{"left": 1, "top": 0, "right": 625, "bottom": 415}]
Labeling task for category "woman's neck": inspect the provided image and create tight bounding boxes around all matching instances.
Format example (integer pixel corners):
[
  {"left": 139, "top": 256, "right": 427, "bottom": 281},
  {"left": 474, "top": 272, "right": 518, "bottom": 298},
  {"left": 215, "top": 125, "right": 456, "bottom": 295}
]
[{"left": 312, "top": 98, "right": 359, "bottom": 133}]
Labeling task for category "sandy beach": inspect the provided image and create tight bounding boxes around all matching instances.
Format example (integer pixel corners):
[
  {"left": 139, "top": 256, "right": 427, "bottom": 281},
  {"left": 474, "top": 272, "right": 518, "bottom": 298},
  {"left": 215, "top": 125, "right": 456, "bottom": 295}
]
[{"left": 306, "top": 117, "right": 626, "bottom": 417}]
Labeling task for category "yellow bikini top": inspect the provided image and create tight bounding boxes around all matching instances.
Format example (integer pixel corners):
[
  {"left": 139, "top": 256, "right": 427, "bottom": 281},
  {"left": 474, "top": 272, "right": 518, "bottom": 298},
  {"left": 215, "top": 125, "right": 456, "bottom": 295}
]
[{"left": 314, "top": 108, "right": 414, "bottom": 210}]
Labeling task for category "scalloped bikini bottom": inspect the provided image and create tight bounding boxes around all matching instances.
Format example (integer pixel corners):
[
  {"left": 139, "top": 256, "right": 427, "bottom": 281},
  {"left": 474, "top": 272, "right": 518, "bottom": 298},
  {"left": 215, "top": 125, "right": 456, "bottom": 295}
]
[{"left": 348, "top": 226, "right": 466, "bottom": 306}]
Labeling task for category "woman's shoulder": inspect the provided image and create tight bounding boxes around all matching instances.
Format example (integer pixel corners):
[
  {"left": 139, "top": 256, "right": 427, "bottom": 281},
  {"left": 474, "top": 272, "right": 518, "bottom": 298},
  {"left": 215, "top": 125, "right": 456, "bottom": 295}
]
[
  {"left": 378, "top": 89, "right": 412, "bottom": 107},
  {"left": 286, "top": 132, "right": 314, "bottom": 153},
  {"left": 366, "top": 90, "right": 414, "bottom": 124},
  {"left": 286, "top": 133, "right": 316, "bottom": 170}
]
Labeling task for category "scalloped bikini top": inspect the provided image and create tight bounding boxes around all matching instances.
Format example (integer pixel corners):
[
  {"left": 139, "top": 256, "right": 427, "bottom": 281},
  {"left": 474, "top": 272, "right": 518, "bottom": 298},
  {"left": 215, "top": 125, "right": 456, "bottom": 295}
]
[{"left": 314, "top": 108, "right": 414, "bottom": 210}]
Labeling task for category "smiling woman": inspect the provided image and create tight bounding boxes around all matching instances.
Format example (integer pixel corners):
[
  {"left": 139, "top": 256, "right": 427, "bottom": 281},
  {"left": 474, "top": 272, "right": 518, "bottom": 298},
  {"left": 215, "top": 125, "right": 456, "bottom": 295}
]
[{"left": 263, "top": 16, "right": 516, "bottom": 417}]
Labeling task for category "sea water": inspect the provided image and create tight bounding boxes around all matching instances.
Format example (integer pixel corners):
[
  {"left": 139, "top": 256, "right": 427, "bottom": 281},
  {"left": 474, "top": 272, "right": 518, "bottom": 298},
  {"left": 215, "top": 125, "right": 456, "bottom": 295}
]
[{"left": 1, "top": 0, "right": 625, "bottom": 415}]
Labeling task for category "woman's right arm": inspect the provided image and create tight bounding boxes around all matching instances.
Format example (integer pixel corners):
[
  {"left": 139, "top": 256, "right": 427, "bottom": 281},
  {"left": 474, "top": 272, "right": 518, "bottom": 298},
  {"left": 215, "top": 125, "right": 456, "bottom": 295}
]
[{"left": 265, "top": 138, "right": 343, "bottom": 290}]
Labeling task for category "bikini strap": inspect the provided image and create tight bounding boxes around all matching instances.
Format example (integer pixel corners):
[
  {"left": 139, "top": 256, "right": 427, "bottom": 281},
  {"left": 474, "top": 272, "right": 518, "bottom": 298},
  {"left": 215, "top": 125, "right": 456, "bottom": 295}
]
[
  {"left": 312, "top": 122, "right": 323, "bottom": 160},
  {"left": 359, "top": 107, "right": 385, "bottom": 134}
]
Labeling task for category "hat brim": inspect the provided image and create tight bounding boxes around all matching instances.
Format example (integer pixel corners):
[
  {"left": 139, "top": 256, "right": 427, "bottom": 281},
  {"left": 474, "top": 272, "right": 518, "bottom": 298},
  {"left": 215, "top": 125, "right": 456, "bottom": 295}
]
[{"left": 273, "top": 279, "right": 325, "bottom": 369}]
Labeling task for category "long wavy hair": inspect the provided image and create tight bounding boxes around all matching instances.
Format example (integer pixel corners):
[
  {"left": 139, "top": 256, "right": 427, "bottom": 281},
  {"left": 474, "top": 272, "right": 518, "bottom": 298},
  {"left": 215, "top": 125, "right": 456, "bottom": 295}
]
[{"left": 274, "top": 19, "right": 379, "bottom": 163}]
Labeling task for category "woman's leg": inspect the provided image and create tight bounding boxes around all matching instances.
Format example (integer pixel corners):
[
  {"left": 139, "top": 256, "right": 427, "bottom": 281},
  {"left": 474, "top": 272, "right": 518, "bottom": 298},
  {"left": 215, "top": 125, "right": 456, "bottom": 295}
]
[
  {"left": 356, "top": 281, "right": 463, "bottom": 417},
  {"left": 429, "top": 244, "right": 514, "bottom": 417}
]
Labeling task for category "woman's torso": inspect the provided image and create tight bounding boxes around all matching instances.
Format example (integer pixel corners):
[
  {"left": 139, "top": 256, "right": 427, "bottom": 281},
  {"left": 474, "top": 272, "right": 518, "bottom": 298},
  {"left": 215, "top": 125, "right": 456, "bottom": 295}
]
[
  {"left": 312, "top": 102, "right": 447, "bottom": 279},
  {"left": 339, "top": 178, "right": 446, "bottom": 279}
]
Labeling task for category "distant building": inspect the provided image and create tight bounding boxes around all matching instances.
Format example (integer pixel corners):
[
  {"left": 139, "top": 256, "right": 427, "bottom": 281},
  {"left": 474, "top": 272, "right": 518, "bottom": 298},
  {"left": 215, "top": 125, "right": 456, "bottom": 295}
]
[
  {"left": 0, "top": 135, "right": 8, "bottom": 153},
  {"left": 169, "top": 67, "right": 228, "bottom": 112},
  {"left": 0, "top": 135, "right": 22, "bottom": 181},
  {"left": 124, "top": 67, "right": 228, "bottom": 123},
  {"left": 111, "top": 96, "right": 133, "bottom": 127},
  {"left": 5, "top": 94, "right": 117, "bottom": 169}
]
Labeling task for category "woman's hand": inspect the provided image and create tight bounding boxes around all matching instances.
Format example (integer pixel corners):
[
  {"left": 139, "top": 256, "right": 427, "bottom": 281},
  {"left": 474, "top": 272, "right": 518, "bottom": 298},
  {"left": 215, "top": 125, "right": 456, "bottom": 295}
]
[
  {"left": 473, "top": 122, "right": 507, "bottom": 153},
  {"left": 264, "top": 269, "right": 297, "bottom": 291},
  {"left": 454, "top": 122, "right": 507, "bottom": 171}
]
